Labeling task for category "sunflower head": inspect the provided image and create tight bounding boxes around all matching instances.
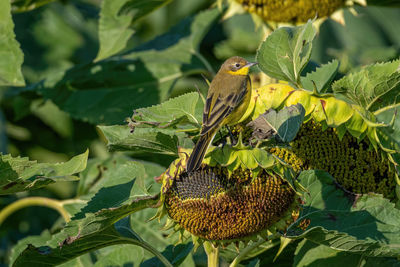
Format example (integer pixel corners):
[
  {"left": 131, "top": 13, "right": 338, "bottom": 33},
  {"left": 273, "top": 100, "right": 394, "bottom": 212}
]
[
  {"left": 233, "top": 0, "right": 345, "bottom": 23},
  {"left": 156, "top": 147, "right": 300, "bottom": 244},
  {"left": 241, "top": 83, "right": 399, "bottom": 199}
]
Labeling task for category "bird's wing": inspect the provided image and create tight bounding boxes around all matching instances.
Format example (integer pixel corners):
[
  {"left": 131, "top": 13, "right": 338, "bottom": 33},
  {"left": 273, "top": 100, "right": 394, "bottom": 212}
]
[{"left": 201, "top": 77, "right": 249, "bottom": 135}]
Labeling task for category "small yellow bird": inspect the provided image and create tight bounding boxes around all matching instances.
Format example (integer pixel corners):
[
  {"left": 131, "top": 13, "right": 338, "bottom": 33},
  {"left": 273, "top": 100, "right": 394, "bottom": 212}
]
[{"left": 186, "top": 56, "right": 257, "bottom": 172}]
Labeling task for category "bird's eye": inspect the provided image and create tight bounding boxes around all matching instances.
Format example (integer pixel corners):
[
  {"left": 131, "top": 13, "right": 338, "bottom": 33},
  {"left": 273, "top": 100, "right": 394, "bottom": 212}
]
[{"left": 235, "top": 63, "right": 241, "bottom": 68}]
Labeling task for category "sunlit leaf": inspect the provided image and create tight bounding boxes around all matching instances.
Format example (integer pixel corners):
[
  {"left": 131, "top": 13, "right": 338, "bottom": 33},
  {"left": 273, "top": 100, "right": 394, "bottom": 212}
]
[
  {"left": 301, "top": 60, "right": 339, "bottom": 93},
  {"left": 0, "top": 0, "right": 24, "bottom": 86},
  {"left": 0, "top": 150, "right": 88, "bottom": 195},
  {"left": 332, "top": 60, "right": 400, "bottom": 112},
  {"left": 256, "top": 20, "right": 316, "bottom": 86}
]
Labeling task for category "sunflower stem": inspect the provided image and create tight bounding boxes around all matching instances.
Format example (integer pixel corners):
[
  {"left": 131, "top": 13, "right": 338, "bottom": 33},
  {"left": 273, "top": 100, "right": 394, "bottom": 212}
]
[
  {"left": 204, "top": 241, "right": 219, "bottom": 267},
  {"left": 0, "top": 197, "right": 70, "bottom": 226}
]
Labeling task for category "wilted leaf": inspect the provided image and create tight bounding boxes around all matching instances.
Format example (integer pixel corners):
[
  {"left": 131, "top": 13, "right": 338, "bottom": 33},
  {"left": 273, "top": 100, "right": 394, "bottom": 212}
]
[
  {"left": 287, "top": 170, "right": 400, "bottom": 257},
  {"left": 0, "top": 0, "right": 25, "bottom": 86},
  {"left": 0, "top": 150, "right": 88, "bottom": 195},
  {"left": 247, "top": 104, "right": 305, "bottom": 143},
  {"left": 256, "top": 20, "right": 316, "bottom": 86},
  {"left": 96, "top": 0, "right": 172, "bottom": 61},
  {"left": 301, "top": 60, "right": 339, "bottom": 93},
  {"left": 332, "top": 60, "right": 400, "bottom": 112}
]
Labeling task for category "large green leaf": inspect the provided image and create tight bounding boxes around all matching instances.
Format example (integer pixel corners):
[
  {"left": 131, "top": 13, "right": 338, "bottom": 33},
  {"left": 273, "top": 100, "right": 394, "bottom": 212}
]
[
  {"left": 12, "top": 205, "right": 171, "bottom": 267},
  {"left": 256, "top": 20, "right": 316, "bottom": 86},
  {"left": 12, "top": 170, "right": 163, "bottom": 267},
  {"left": 294, "top": 239, "right": 400, "bottom": 267},
  {"left": 332, "top": 60, "right": 400, "bottom": 112},
  {"left": 98, "top": 125, "right": 193, "bottom": 155},
  {"left": 0, "top": 0, "right": 25, "bottom": 86},
  {"left": 300, "top": 60, "right": 339, "bottom": 93},
  {"left": 131, "top": 92, "right": 201, "bottom": 128},
  {"left": 287, "top": 170, "right": 400, "bottom": 257},
  {"left": 0, "top": 150, "right": 88, "bottom": 195},
  {"left": 38, "top": 8, "right": 220, "bottom": 125},
  {"left": 96, "top": 0, "right": 172, "bottom": 61}
]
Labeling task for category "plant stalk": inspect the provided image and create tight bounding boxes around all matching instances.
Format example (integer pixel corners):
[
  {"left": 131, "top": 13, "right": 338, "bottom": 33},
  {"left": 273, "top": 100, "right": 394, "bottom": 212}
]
[
  {"left": 204, "top": 241, "right": 220, "bottom": 267},
  {"left": 0, "top": 196, "right": 70, "bottom": 226}
]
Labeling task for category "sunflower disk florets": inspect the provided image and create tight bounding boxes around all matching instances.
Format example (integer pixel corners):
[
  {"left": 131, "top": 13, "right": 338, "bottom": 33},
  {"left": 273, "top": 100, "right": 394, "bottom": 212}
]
[{"left": 157, "top": 148, "right": 300, "bottom": 243}]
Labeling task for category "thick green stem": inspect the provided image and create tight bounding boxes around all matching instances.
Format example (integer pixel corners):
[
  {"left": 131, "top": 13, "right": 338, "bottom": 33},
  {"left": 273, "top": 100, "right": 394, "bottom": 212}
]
[
  {"left": 204, "top": 241, "right": 220, "bottom": 267},
  {"left": 0, "top": 197, "right": 70, "bottom": 226}
]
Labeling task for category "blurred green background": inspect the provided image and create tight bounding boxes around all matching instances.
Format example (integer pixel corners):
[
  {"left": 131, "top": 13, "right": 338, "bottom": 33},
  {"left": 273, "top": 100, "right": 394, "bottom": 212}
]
[{"left": 1, "top": 0, "right": 400, "bottom": 265}]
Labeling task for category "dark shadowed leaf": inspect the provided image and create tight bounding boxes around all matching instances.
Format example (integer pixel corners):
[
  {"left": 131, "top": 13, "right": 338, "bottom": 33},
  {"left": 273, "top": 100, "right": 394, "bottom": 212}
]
[
  {"left": 142, "top": 243, "right": 194, "bottom": 267},
  {"left": 0, "top": 0, "right": 24, "bottom": 86},
  {"left": 0, "top": 150, "right": 88, "bottom": 195},
  {"left": 294, "top": 239, "right": 400, "bottom": 267},
  {"left": 38, "top": 8, "right": 220, "bottom": 125},
  {"left": 96, "top": 0, "right": 172, "bottom": 61},
  {"left": 287, "top": 170, "right": 400, "bottom": 257},
  {"left": 256, "top": 21, "right": 316, "bottom": 86},
  {"left": 11, "top": 0, "right": 56, "bottom": 12}
]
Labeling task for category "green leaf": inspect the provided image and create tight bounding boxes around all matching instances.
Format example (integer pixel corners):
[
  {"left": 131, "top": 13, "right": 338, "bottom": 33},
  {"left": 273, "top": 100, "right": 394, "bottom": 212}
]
[
  {"left": 256, "top": 21, "right": 316, "bottom": 86},
  {"left": 374, "top": 105, "right": 400, "bottom": 164},
  {"left": 300, "top": 60, "right": 339, "bottom": 93},
  {"left": 294, "top": 239, "right": 400, "bottom": 267},
  {"left": 12, "top": 194, "right": 161, "bottom": 267},
  {"left": 132, "top": 92, "right": 201, "bottom": 128},
  {"left": 287, "top": 170, "right": 400, "bottom": 257},
  {"left": 247, "top": 104, "right": 305, "bottom": 142},
  {"left": 96, "top": 0, "right": 172, "bottom": 61},
  {"left": 0, "top": 0, "right": 25, "bottom": 86},
  {"left": 38, "top": 8, "right": 220, "bottom": 124},
  {"left": 142, "top": 243, "right": 194, "bottom": 266},
  {"left": 0, "top": 150, "right": 88, "bottom": 195},
  {"left": 93, "top": 244, "right": 144, "bottom": 267},
  {"left": 332, "top": 60, "right": 400, "bottom": 112},
  {"left": 98, "top": 125, "right": 193, "bottom": 155}
]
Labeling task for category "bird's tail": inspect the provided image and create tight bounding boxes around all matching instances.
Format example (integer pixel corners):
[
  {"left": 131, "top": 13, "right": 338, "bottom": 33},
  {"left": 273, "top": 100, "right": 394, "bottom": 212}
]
[{"left": 186, "top": 131, "right": 216, "bottom": 172}]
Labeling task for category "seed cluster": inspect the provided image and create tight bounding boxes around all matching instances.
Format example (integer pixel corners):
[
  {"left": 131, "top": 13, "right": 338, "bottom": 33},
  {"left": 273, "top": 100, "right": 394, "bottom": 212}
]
[
  {"left": 270, "top": 122, "right": 396, "bottom": 198},
  {"left": 165, "top": 167, "right": 295, "bottom": 240},
  {"left": 235, "top": 0, "right": 344, "bottom": 22}
]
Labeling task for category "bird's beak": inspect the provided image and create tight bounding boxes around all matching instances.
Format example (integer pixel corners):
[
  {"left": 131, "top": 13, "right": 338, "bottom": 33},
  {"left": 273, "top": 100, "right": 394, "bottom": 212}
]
[{"left": 245, "top": 62, "right": 258, "bottom": 68}]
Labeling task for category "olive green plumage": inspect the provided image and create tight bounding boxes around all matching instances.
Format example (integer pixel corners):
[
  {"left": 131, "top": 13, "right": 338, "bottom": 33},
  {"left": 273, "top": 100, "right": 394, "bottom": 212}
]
[{"left": 186, "top": 56, "right": 256, "bottom": 172}]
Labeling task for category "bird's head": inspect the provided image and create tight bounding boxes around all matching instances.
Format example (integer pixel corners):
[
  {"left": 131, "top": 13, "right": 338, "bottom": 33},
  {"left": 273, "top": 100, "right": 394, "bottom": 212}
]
[{"left": 221, "top": 56, "right": 258, "bottom": 76}]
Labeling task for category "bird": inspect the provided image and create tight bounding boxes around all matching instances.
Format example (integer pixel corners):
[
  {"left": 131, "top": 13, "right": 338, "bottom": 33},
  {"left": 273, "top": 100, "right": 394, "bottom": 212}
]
[{"left": 186, "top": 56, "right": 257, "bottom": 172}]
